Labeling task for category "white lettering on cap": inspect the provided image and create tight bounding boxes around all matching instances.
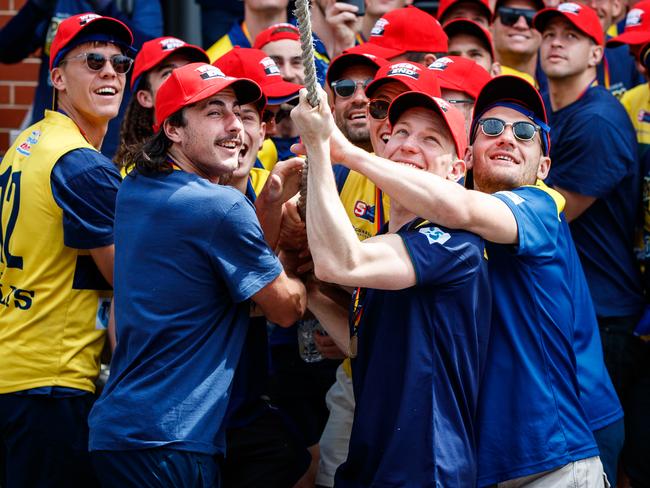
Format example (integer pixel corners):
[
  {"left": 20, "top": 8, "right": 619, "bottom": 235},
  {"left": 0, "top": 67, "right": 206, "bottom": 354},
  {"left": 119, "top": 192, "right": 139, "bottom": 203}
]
[
  {"left": 371, "top": 18, "right": 389, "bottom": 37},
  {"left": 160, "top": 38, "right": 186, "bottom": 51},
  {"left": 626, "top": 8, "right": 644, "bottom": 27},
  {"left": 429, "top": 57, "right": 454, "bottom": 71},
  {"left": 557, "top": 2, "right": 582, "bottom": 15},
  {"left": 196, "top": 64, "right": 226, "bottom": 80},
  {"left": 260, "top": 56, "right": 281, "bottom": 76},
  {"left": 387, "top": 62, "right": 421, "bottom": 79},
  {"left": 79, "top": 13, "right": 101, "bottom": 25}
]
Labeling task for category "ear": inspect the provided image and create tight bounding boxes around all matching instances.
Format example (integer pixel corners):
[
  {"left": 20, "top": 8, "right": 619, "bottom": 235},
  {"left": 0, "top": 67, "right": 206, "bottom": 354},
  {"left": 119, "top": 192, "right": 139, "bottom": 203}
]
[
  {"left": 163, "top": 119, "right": 184, "bottom": 143},
  {"left": 258, "top": 121, "right": 267, "bottom": 151},
  {"left": 136, "top": 89, "right": 155, "bottom": 109},
  {"left": 490, "top": 61, "right": 502, "bottom": 77},
  {"left": 536, "top": 155, "right": 551, "bottom": 180},
  {"left": 50, "top": 67, "right": 66, "bottom": 91},
  {"left": 589, "top": 44, "right": 604, "bottom": 67},
  {"left": 423, "top": 53, "right": 437, "bottom": 66},
  {"left": 464, "top": 146, "right": 474, "bottom": 170},
  {"left": 448, "top": 157, "right": 467, "bottom": 182}
]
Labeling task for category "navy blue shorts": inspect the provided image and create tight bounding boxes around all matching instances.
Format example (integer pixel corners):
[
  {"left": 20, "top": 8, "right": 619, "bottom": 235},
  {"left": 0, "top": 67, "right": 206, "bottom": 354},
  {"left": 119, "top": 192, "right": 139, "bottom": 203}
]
[
  {"left": 0, "top": 392, "right": 99, "bottom": 488},
  {"left": 91, "top": 448, "right": 221, "bottom": 488}
]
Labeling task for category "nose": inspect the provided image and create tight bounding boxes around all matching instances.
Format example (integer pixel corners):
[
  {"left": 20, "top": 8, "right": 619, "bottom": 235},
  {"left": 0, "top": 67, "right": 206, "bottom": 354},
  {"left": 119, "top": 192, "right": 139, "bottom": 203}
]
[
  {"left": 513, "top": 14, "right": 529, "bottom": 29},
  {"left": 224, "top": 110, "right": 243, "bottom": 134},
  {"left": 99, "top": 57, "right": 118, "bottom": 77}
]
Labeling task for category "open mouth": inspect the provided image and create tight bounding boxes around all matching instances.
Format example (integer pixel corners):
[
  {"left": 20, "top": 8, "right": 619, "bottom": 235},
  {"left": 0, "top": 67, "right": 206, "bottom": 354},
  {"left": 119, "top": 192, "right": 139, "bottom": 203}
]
[
  {"left": 216, "top": 139, "right": 241, "bottom": 150},
  {"left": 380, "top": 133, "right": 390, "bottom": 144},
  {"left": 491, "top": 152, "right": 519, "bottom": 164},
  {"left": 95, "top": 87, "right": 117, "bottom": 96}
]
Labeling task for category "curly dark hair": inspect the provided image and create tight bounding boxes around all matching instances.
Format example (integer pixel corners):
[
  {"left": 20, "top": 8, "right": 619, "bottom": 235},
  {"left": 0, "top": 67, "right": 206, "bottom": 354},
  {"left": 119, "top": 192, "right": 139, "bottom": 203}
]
[
  {"left": 121, "top": 108, "right": 187, "bottom": 176},
  {"left": 114, "top": 76, "right": 155, "bottom": 168}
]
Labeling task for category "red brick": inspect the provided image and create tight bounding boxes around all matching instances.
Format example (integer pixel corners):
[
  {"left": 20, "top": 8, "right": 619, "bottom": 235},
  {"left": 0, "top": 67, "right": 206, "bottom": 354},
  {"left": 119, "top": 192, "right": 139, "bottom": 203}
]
[
  {"left": 0, "top": 131, "right": 10, "bottom": 156},
  {"left": 0, "top": 85, "right": 9, "bottom": 104},
  {"left": 14, "top": 85, "right": 35, "bottom": 105},
  {"left": 0, "top": 62, "right": 40, "bottom": 82},
  {"left": 0, "top": 107, "right": 29, "bottom": 128},
  {"left": 0, "top": 0, "right": 10, "bottom": 11},
  {"left": 0, "top": 14, "right": 13, "bottom": 28},
  {"left": 14, "top": 0, "right": 27, "bottom": 9}
]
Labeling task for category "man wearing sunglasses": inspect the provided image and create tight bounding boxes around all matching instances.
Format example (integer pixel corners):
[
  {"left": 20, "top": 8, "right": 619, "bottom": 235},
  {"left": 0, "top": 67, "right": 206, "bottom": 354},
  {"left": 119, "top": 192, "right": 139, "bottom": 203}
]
[
  {"left": 0, "top": 13, "right": 133, "bottom": 487},
  {"left": 536, "top": 3, "right": 642, "bottom": 485},
  {"left": 321, "top": 74, "right": 613, "bottom": 485},
  {"left": 293, "top": 85, "right": 490, "bottom": 488}
]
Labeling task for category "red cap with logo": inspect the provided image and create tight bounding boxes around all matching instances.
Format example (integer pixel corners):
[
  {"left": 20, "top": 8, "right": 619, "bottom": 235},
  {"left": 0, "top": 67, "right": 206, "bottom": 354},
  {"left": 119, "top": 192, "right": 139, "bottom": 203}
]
[
  {"left": 607, "top": 0, "right": 650, "bottom": 47},
  {"left": 365, "top": 61, "right": 441, "bottom": 98},
  {"left": 437, "top": 0, "right": 492, "bottom": 23},
  {"left": 443, "top": 18, "right": 495, "bottom": 60},
  {"left": 253, "top": 23, "right": 301, "bottom": 49},
  {"left": 326, "top": 51, "right": 389, "bottom": 86},
  {"left": 388, "top": 91, "right": 468, "bottom": 157},
  {"left": 131, "top": 37, "right": 209, "bottom": 90},
  {"left": 534, "top": 2, "right": 604, "bottom": 46},
  {"left": 346, "top": 6, "right": 448, "bottom": 60},
  {"left": 428, "top": 56, "right": 491, "bottom": 99},
  {"left": 153, "top": 62, "right": 262, "bottom": 132},
  {"left": 214, "top": 46, "right": 302, "bottom": 105},
  {"left": 49, "top": 13, "right": 133, "bottom": 70}
]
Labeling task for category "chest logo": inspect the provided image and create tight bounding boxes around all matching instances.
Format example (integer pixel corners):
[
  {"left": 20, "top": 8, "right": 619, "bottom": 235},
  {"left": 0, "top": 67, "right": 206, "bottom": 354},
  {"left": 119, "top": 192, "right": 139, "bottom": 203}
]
[{"left": 419, "top": 226, "right": 451, "bottom": 245}]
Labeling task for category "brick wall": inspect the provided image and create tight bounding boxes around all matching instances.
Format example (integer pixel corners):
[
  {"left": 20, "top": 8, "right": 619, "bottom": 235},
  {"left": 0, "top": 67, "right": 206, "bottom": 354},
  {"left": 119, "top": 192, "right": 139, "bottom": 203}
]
[{"left": 0, "top": 0, "right": 39, "bottom": 156}]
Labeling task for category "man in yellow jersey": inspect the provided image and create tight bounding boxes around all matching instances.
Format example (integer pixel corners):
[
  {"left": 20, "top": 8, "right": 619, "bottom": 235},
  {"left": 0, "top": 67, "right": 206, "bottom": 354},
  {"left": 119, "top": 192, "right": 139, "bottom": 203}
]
[{"left": 0, "top": 13, "right": 133, "bottom": 488}]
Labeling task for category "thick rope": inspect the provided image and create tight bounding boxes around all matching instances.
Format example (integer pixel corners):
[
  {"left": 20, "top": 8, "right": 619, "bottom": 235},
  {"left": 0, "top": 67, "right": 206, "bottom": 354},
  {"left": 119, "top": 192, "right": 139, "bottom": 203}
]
[{"left": 294, "top": 0, "right": 320, "bottom": 220}]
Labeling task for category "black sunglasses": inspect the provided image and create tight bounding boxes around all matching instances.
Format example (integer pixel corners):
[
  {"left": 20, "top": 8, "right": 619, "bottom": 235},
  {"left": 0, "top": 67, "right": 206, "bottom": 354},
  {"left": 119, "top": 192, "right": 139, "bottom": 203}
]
[
  {"left": 330, "top": 78, "right": 373, "bottom": 98},
  {"left": 61, "top": 52, "right": 134, "bottom": 74},
  {"left": 477, "top": 117, "right": 540, "bottom": 141},
  {"left": 497, "top": 7, "right": 536, "bottom": 27},
  {"left": 368, "top": 99, "right": 390, "bottom": 120}
]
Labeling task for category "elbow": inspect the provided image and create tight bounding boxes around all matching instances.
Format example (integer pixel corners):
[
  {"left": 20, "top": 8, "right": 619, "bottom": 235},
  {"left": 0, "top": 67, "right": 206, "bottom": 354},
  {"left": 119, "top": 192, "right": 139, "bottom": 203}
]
[
  {"left": 313, "top": 260, "right": 340, "bottom": 285},
  {"left": 272, "top": 291, "right": 306, "bottom": 327}
]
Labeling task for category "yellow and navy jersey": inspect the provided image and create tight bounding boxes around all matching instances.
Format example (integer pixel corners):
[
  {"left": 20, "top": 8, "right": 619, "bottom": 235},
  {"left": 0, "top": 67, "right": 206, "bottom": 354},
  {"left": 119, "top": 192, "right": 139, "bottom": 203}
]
[
  {"left": 499, "top": 65, "right": 537, "bottom": 88},
  {"left": 256, "top": 139, "right": 279, "bottom": 172},
  {"left": 245, "top": 166, "right": 271, "bottom": 202},
  {"left": 207, "top": 21, "right": 253, "bottom": 62},
  {"left": 0, "top": 110, "right": 118, "bottom": 394},
  {"left": 621, "top": 82, "right": 650, "bottom": 155}
]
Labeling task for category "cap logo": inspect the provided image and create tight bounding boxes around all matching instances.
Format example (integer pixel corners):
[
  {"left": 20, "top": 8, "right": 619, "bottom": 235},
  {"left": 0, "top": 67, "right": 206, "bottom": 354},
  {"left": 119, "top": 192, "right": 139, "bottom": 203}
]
[
  {"left": 429, "top": 57, "right": 454, "bottom": 71},
  {"left": 371, "top": 18, "right": 389, "bottom": 37},
  {"left": 626, "top": 8, "right": 644, "bottom": 27},
  {"left": 160, "top": 38, "right": 186, "bottom": 51},
  {"left": 260, "top": 56, "right": 281, "bottom": 77},
  {"left": 557, "top": 3, "right": 582, "bottom": 15},
  {"left": 78, "top": 13, "right": 101, "bottom": 25},
  {"left": 436, "top": 98, "right": 450, "bottom": 112},
  {"left": 387, "top": 63, "right": 421, "bottom": 79},
  {"left": 195, "top": 64, "right": 226, "bottom": 80}
]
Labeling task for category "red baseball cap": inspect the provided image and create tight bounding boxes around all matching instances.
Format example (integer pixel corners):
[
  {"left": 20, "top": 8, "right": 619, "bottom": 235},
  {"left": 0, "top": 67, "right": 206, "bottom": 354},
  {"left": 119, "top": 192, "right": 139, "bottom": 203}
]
[
  {"left": 346, "top": 6, "right": 448, "bottom": 59},
  {"left": 533, "top": 2, "right": 604, "bottom": 46},
  {"left": 438, "top": 0, "right": 492, "bottom": 24},
  {"left": 470, "top": 75, "right": 550, "bottom": 155},
  {"left": 443, "top": 18, "right": 495, "bottom": 60},
  {"left": 131, "top": 37, "right": 209, "bottom": 90},
  {"left": 49, "top": 13, "right": 133, "bottom": 70},
  {"left": 428, "top": 56, "right": 491, "bottom": 99},
  {"left": 213, "top": 46, "right": 302, "bottom": 105},
  {"left": 388, "top": 92, "right": 468, "bottom": 157},
  {"left": 253, "top": 23, "right": 300, "bottom": 49},
  {"left": 326, "top": 52, "right": 388, "bottom": 87},
  {"left": 607, "top": 0, "right": 650, "bottom": 47},
  {"left": 153, "top": 63, "right": 262, "bottom": 132},
  {"left": 365, "top": 61, "right": 441, "bottom": 98}
]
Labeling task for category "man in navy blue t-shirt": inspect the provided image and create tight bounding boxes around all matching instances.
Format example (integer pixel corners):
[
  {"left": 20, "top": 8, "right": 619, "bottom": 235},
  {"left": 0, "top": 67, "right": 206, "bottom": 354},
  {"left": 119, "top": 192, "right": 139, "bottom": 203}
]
[
  {"left": 293, "top": 86, "right": 491, "bottom": 487},
  {"left": 535, "top": 4, "right": 644, "bottom": 483},
  {"left": 88, "top": 63, "right": 307, "bottom": 486}
]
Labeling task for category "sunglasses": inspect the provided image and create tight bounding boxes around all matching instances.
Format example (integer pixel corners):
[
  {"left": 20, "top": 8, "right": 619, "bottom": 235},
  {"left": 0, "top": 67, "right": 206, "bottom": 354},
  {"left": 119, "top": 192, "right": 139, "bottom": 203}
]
[
  {"left": 497, "top": 7, "right": 536, "bottom": 27},
  {"left": 368, "top": 99, "right": 390, "bottom": 120},
  {"left": 61, "top": 52, "right": 134, "bottom": 74},
  {"left": 263, "top": 106, "right": 292, "bottom": 124},
  {"left": 477, "top": 117, "right": 541, "bottom": 141},
  {"left": 330, "top": 78, "right": 373, "bottom": 98}
]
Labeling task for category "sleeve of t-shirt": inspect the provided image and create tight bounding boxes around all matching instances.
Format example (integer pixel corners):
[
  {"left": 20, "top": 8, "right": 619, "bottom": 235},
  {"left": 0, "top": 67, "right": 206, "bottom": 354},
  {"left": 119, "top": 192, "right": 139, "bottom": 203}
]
[
  {"left": 209, "top": 196, "right": 283, "bottom": 303},
  {"left": 493, "top": 186, "right": 562, "bottom": 258},
  {"left": 400, "top": 224, "right": 484, "bottom": 287},
  {"left": 547, "top": 114, "right": 636, "bottom": 198},
  {"left": 50, "top": 148, "right": 122, "bottom": 249}
]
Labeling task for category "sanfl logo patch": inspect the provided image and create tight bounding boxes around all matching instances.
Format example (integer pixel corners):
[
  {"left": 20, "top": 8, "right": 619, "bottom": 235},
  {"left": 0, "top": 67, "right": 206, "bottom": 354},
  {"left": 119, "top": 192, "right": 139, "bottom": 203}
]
[{"left": 419, "top": 226, "right": 451, "bottom": 245}]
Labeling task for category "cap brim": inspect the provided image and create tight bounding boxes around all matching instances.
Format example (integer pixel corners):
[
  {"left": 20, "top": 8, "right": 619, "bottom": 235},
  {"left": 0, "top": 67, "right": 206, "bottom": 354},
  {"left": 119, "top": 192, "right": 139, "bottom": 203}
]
[
  {"left": 262, "top": 78, "right": 303, "bottom": 101},
  {"left": 185, "top": 77, "right": 263, "bottom": 109},
  {"left": 344, "top": 42, "right": 405, "bottom": 61},
  {"left": 607, "top": 30, "right": 650, "bottom": 47},
  {"left": 443, "top": 19, "right": 495, "bottom": 59},
  {"left": 473, "top": 75, "right": 547, "bottom": 124},
  {"left": 326, "top": 52, "right": 387, "bottom": 86}
]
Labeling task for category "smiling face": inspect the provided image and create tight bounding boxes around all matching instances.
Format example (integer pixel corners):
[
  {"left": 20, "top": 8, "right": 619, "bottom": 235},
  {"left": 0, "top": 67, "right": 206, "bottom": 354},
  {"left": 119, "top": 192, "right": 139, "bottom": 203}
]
[
  {"left": 367, "top": 81, "right": 410, "bottom": 157},
  {"left": 469, "top": 105, "right": 549, "bottom": 193},
  {"left": 262, "top": 39, "right": 305, "bottom": 84},
  {"left": 492, "top": 0, "right": 542, "bottom": 58},
  {"left": 235, "top": 103, "right": 265, "bottom": 180},
  {"left": 332, "top": 64, "right": 376, "bottom": 149}
]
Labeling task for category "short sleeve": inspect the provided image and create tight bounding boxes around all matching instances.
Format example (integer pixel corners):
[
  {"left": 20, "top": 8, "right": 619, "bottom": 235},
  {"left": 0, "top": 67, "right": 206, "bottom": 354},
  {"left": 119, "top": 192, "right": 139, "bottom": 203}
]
[
  {"left": 50, "top": 148, "right": 122, "bottom": 249},
  {"left": 400, "top": 224, "right": 483, "bottom": 287},
  {"left": 493, "top": 186, "right": 561, "bottom": 258},
  {"left": 209, "top": 197, "right": 282, "bottom": 303},
  {"left": 547, "top": 114, "right": 636, "bottom": 198}
]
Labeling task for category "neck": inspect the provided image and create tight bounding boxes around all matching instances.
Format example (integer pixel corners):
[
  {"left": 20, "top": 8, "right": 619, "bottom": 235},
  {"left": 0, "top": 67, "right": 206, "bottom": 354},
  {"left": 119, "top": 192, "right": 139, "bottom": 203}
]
[
  {"left": 497, "top": 50, "right": 538, "bottom": 78},
  {"left": 547, "top": 68, "right": 595, "bottom": 111},
  {"left": 361, "top": 13, "right": 380, "bottom": 40},
  {"left": 167, "top": 147, "right": 221, "bottom": 184},
  {"left": 230, "top": 174, "right": 248, "bottom": 194},
  {"left": 244, "top": 5, "right": 287, "bottom": 42},
  {"left": 57, "top": 98, "right": 108, "bottom": 150},
  {"left": 388, "top": 201, "right": 415, "bottom": 234}
]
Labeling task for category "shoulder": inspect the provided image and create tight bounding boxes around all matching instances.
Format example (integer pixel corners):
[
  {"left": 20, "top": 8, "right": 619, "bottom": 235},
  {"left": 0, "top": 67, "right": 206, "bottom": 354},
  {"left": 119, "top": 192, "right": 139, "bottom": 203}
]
[
  {"left": 53, "top": 148, "right": 121, "bottom": 182},
  {"left": 403, "top": 220, "right": 485, "bottom": 264},
  {"left": 494, "top": 183, "right": 564, "bottom": 218}
]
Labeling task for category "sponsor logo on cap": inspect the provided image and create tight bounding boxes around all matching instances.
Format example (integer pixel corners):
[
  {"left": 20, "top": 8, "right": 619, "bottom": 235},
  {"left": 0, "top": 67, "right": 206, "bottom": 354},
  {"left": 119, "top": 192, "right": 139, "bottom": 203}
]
[
  {"left": 196, "top": 64, "right": 226, "bottom": 80},
  {"left": 387, "top": 63, "right": 421, "bottom": 79},
  {"left": 260, "top": 56, "right": 281, "bottom": 77},
  {"left": 429, "top": 57, "right": 454, "bottom": 71},
  {"left": 79, "top": 13, "right": 101, "bottom": 25},
  {"left": 626, "top": 8, "right": 644, "bottom": 27},
  {"left": 371, "top": 18, "right": 389, "bottom": 37},
  {"left": 160, "top": 38, "right": 186, "bottom": 51},
  {"left": 558, "top": 2, "right": 582, "bottom": 15}
]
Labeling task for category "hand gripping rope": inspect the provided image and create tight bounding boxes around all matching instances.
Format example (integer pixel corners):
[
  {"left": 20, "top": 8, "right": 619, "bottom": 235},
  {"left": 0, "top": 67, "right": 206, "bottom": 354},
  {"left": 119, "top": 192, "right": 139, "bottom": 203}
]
[{"left": 294, "top": 0, "right": 320, "bottom": 221}]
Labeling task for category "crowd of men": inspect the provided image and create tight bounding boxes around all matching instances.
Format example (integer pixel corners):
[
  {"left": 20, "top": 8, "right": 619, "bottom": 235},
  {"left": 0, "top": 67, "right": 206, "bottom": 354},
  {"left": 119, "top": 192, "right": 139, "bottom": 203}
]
[{"left": 0, "top": 0, "right": 649, "bottom": 486}]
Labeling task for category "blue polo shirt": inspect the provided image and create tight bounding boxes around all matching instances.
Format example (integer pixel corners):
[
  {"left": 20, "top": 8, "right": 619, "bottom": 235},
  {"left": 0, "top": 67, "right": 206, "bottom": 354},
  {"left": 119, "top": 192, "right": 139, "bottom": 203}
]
[
  {"left": 477, "top": 184, "right": 599, "bottom": 486},
  {"left": 335, "top": 219, "right": 491, "bottom": 488},
  {"left": 89, "top": 169, "right": 282, "bottom": 456},
  {"left": 544, "top": 86, "right": 643, "bottom": 318}
]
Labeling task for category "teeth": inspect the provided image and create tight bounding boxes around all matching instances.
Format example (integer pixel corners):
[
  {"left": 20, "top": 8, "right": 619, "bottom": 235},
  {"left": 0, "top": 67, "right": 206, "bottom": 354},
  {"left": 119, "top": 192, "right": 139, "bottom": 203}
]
[
  {"left": 350, "top": 114, "right": 366, "bottom": 120},
  {"left": 96, "top": 87, "right": 116, "bottom": 95},
  {"left": 381, "top": 134, "right": 390, "bottom": 143},
  {"left": 217, "top": 140, "right": 239, "bottom": 149},
  {"left": 496, "top": 155, "right": 514, "bottom": 162}
]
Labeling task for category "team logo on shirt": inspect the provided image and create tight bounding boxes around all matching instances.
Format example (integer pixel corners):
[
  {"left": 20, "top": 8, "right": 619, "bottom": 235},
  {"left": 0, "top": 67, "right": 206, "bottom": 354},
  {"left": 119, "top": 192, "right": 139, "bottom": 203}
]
[
  {"left": 626, "top": 8, "right": 644, "bottom": 27},
  {"left": 160, "top": 37, "right": 185, "bottom": 51},
  {"left": 637, "top": 110, "right": 650, "bottom": 123},
  {"left": 557, "top": 2, "right": 582, "bottom": 15},
  {"left": 260, "top": 57, "right": 281, "bottom": 77},
  {"left": 16, "top": 130, "right": 41, "bottom": 156},
  {"left": 419, "top": 226, "right": 451, "bottom": 245},
  {"left": 196, "top": 64, "right": 226, "bottom": 80},
  {"left": 387, "top": 63, "right": 420, "bottom": 80},
  {"left": 353, "top": 200, "right": 376, "bottom": 222},
  {"left": 371, "top": 18, "right": 388, "bottom": 37}
]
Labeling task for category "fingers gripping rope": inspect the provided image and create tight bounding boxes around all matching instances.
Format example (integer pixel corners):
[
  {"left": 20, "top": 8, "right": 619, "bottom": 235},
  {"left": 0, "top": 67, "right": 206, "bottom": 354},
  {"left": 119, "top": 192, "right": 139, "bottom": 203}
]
[{"left": 294, "top": 0, "right": 320, "bottom": 220}]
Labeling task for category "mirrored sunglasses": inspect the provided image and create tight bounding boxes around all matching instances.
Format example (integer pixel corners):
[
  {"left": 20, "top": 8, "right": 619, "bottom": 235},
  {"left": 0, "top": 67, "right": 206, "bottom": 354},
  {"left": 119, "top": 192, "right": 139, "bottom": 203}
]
[
  {"left": 330, "top": 78, "right": 373, "bottom": 98},
  {"left": 478, "top": 117, "right": 540, "bottom": 141},
  {"left": 62, "top": 52, "right": 134, "bottom": 74}
]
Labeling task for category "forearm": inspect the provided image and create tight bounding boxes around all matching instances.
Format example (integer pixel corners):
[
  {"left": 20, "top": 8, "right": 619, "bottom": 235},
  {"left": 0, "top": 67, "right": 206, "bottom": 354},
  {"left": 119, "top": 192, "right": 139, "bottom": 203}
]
[
  {"left": 255, "top": 195, "right": 283, "bottom": 250},
  {"left": 307, "top": 285, "right": 351, "bottom": 356}
]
